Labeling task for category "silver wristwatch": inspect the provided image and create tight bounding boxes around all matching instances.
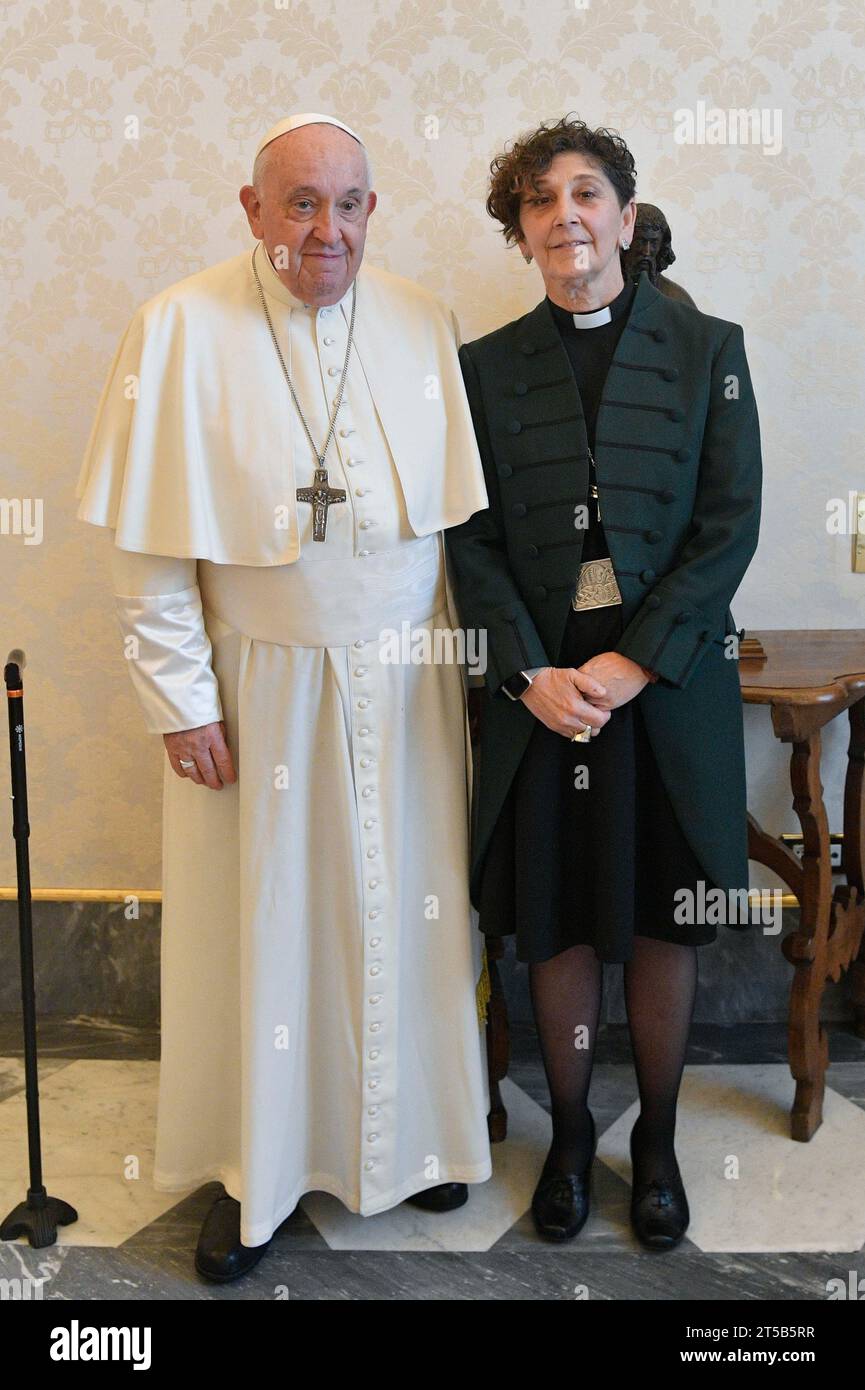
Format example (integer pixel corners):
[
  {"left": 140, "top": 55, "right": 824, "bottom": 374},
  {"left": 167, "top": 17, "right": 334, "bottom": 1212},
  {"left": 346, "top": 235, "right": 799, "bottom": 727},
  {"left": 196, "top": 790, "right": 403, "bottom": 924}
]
[{"left": 502, "top": 667, "right": 545, "bottom": 701}]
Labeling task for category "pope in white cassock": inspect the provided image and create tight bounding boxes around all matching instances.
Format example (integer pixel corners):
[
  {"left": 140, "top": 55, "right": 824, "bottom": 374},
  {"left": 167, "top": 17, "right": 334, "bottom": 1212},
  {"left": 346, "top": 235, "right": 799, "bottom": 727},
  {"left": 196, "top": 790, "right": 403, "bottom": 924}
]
[{"left": 74, "top": 112, "right": 493, "bottom": 1282}]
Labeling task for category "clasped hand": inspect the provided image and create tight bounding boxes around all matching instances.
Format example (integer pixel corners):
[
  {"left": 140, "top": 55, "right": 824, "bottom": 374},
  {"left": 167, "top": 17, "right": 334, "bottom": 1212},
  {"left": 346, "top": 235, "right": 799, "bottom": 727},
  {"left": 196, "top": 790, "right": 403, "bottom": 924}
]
[
  {"left": 520, "top": 652, "right": 650, "bottom": 739},
  {"left": 164, "top": 655, "right": 649, "bottom": 781}
]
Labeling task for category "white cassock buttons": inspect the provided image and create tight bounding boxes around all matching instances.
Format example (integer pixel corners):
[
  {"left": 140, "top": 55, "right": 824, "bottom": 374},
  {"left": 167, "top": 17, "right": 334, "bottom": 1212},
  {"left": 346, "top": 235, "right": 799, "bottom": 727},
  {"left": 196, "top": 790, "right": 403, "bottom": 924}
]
[
  {"left": 323, "top": 335, "right": 334, "bottom": 345},
  {"left": 349, "top": 586, "right": 392, "bottom": 1209},
  {"left": 339, "top": 427, "right": 354, "bottom": 437},
  {"left": 328, "top": 366, "right": 340, "bottom": 377}
]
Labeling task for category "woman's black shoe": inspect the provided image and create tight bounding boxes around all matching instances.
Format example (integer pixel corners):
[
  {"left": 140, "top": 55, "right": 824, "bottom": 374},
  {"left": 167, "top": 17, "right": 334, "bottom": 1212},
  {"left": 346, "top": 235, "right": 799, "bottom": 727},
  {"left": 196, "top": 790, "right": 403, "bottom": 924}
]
[
  {"left": 629, "top": 1124, "right": 690, "bottom": 1250},
  {"left": 195, "top": 1191, "right": 272, "bottom": 1282},
  {"left": 531, "top": 1110, "right": 596, "bottom": 1242},
  {"left": 404, "top": 1182, "right": 468, "bottom": 1212}
]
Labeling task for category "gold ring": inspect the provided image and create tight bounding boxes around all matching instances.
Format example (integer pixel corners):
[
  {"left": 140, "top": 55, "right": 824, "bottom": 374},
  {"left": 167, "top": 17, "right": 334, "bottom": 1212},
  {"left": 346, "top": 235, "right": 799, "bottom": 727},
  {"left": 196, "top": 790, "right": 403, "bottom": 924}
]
[{"left": 571, "top": 725, "right": 592, "bottom": 743}]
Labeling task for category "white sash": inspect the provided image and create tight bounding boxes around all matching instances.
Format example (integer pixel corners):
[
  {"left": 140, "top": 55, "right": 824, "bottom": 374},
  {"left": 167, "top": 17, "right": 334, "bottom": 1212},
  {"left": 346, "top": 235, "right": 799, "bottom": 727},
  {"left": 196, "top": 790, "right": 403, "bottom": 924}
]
[{"left": 197, "top": 533, "right": 446, "bottom": 648}]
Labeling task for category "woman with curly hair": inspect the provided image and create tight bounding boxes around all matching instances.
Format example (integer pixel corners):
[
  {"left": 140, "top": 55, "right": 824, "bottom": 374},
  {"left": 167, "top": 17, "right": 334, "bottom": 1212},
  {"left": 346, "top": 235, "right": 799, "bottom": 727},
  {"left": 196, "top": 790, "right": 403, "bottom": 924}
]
[{"left": 446, "top": 115, "right": 762, "bottom": 1249}]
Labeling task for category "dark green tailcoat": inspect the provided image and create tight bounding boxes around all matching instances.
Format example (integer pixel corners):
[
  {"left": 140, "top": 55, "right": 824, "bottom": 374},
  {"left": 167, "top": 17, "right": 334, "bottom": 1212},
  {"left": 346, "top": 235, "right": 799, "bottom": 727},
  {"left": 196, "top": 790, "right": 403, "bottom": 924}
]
[{"left": 445, "top": 271, "right": 762, "bottom": 909}]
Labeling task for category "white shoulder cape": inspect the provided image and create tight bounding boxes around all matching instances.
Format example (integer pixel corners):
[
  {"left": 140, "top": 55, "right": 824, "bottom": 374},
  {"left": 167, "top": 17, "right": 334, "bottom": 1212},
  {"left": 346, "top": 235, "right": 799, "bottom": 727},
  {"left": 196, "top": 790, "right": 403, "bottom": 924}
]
[{"left": 75, "top": 246, "right": 488, "bottom": 564}]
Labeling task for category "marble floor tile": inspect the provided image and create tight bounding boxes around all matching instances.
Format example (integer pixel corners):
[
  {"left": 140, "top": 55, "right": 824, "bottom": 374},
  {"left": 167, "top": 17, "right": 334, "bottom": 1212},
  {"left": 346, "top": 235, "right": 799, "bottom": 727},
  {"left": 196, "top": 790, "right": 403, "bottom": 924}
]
[
  {"left": 596, "top": 1064, "right": 865, "bottom": 1254},
  {"left": 0, "top": 1055, "right": 78, "bottom": 1104},
  {"left": 2, "top": 1054, "right": 863, "bottom": 1268},
  {"left": 301, "top": 1079, "right": 549, "bottom": 1251},
  {"left": 1, "top": 1059, "right": 187, "bottom": 1248}
]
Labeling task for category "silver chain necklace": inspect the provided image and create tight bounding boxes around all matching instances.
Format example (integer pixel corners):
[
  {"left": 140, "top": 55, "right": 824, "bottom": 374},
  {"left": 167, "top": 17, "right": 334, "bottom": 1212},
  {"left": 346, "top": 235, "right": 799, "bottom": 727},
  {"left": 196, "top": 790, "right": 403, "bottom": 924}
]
[{"left": 251, "top": 241, "right": 356, "bottom": 541}]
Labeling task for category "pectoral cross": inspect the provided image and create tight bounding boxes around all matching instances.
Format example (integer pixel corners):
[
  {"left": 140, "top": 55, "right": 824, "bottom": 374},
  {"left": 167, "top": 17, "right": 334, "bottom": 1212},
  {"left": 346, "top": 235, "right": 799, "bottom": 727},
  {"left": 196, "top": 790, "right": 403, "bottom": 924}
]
[{"left": 296, "top": 466, "right": 347, "bottom": 542}]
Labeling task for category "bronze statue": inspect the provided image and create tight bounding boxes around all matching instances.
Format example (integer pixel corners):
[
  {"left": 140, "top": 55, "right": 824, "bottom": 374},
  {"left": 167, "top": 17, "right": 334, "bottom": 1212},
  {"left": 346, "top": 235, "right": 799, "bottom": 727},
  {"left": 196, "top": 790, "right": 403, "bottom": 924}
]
[{"left": 621, "top": 203, "right": 696, "bottom": 307}]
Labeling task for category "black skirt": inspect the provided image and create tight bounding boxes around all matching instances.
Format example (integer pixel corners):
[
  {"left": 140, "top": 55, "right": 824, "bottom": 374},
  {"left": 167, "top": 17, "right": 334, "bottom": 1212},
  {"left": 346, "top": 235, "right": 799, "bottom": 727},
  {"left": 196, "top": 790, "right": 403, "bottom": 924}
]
[{"left": 477, "top": 599, "right": 718, "bottom": 964}]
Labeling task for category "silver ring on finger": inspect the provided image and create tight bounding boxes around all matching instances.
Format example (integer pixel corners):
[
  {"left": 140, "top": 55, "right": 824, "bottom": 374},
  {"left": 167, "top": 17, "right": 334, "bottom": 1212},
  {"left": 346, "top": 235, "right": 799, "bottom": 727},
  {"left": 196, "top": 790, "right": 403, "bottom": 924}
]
[{"left": 178, "top": 758, "right": 196, "bottom": 768}]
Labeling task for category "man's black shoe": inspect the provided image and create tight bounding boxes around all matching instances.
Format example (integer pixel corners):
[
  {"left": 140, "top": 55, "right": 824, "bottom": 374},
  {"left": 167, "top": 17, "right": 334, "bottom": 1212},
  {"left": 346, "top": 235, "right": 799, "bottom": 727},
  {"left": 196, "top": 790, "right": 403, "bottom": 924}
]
[
  {"left": 404, "top": 1182, "right": 468, "bottom": 1212},
  {"left": 194, "top": 1191, "right": 272, "bottom": 1282}
]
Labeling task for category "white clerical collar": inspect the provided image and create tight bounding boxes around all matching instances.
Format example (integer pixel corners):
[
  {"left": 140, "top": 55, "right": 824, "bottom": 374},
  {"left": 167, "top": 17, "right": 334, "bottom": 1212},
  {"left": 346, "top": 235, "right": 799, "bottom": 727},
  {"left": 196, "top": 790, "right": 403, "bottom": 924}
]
[
  {"left": 570, "top": 302, "right": 612, "bottom": 329},
  {"left": 253, "top": 238, "right": 355, "bottom": 314}
]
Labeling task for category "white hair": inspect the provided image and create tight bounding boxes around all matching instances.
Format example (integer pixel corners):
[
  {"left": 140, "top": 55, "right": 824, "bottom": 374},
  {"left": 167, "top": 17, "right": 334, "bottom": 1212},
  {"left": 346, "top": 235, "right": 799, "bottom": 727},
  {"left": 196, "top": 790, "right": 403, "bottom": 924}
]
[{"left": 252, "top": 132, "right": 373, "bottom": 197}]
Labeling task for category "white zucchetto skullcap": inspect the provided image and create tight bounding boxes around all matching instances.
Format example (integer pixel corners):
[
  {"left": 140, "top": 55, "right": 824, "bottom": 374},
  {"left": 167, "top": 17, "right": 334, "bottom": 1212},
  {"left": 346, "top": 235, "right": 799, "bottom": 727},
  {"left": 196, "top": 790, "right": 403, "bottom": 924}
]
[{"left": 253, "top": 112, "right": 366, "bottom": 166}]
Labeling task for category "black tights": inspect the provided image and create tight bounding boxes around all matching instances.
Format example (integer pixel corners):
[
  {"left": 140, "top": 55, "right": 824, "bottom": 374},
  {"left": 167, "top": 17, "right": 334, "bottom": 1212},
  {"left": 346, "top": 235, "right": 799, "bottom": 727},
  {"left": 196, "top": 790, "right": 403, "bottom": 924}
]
[{"left": 528, "top": 935, "right": 697, "bottom": 1184}]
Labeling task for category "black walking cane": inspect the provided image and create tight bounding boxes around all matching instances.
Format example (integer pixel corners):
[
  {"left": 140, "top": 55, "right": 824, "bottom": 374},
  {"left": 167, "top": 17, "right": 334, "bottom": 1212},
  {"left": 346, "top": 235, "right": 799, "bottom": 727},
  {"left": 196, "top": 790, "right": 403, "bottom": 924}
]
[{"left": 0, "top": 649, "right": 77, "bottom": 1247}]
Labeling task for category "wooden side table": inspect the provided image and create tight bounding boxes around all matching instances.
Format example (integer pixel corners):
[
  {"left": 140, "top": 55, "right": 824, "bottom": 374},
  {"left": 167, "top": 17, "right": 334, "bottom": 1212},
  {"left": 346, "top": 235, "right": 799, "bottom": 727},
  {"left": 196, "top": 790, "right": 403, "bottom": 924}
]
[{"left": 740, "top": 630, "right": 865, "bottom": 1140}]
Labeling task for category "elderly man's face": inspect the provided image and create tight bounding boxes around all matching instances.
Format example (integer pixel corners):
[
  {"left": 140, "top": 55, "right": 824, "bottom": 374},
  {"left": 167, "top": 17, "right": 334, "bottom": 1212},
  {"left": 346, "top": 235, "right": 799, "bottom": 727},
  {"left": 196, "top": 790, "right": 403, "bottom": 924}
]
[
  {"left": 517, "top": 151, "right": 635, "bottom": 305},
  {"left": 239, "top": 125, "right": 376, "bottom": 306}
]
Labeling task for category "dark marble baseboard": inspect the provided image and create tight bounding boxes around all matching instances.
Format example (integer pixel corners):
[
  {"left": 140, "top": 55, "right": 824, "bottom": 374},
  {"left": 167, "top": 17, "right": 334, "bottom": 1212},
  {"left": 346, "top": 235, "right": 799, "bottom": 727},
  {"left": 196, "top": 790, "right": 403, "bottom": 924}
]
[
  {"left": 0, "top": 901, "right": 160, "bottom": 1020},
  {"left": 0, "top": 901, "right": 859, "bottom": 1028},
  {"left": 488, "top": 907, "right": 859, "bottom": 1027}
]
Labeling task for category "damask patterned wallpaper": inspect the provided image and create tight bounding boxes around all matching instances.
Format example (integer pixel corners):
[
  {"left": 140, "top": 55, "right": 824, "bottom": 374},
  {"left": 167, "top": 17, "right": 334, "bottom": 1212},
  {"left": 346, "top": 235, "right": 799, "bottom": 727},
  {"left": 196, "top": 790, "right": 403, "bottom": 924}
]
[{"left": 1, "top": 0, "right": 861, "bottom": 888}]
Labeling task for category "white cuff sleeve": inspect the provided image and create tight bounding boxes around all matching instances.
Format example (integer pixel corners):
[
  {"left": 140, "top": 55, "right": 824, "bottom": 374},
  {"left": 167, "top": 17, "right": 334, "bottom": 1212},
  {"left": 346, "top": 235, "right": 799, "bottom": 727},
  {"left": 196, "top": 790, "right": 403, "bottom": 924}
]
[{"left": 108, "top": 542, "right": 224, "bottom": 735}]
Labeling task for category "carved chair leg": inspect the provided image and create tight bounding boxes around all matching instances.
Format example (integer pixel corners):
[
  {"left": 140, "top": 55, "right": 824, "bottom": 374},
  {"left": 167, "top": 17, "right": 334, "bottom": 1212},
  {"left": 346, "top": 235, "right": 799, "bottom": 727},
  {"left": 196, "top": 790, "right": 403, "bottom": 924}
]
[
  {"left": 781, "top": 732, "right": 833, "bottom": 1140},
  {"left": 842, "top": 699, "right": 865, "bottom": 1036},
  {"left": 783, "top": 940, "right": 831, "bottom": 1141},
  {"left": 484, "top": 937, "right": 510, "bottom": 1143}
]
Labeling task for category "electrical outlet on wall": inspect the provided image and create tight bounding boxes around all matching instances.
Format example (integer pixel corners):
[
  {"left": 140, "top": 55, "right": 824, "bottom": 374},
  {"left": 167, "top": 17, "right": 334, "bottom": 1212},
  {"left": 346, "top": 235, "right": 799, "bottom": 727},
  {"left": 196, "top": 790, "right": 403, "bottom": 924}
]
[
  {"left": 781, "top": 833, "right": 844, "bottom": 869},
  {"left": 855, "top": 493, "right": 865, "bottom": 572}
]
